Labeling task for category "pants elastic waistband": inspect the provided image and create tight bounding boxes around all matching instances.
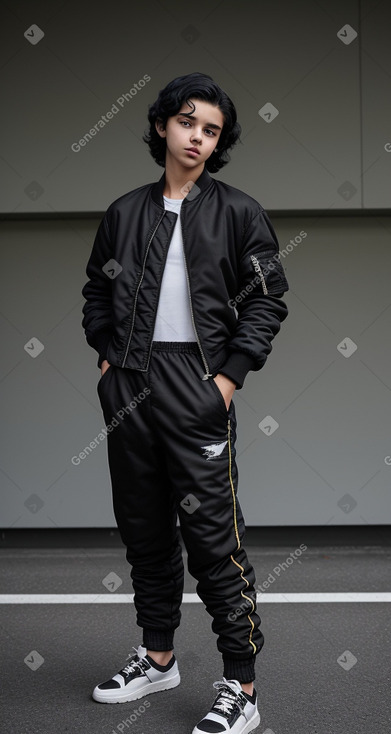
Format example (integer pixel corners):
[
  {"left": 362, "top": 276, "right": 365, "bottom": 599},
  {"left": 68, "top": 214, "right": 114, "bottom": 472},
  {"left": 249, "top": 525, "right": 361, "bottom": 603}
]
[{"left": 151, "top": 341, "right": 199, "bottom": 353}]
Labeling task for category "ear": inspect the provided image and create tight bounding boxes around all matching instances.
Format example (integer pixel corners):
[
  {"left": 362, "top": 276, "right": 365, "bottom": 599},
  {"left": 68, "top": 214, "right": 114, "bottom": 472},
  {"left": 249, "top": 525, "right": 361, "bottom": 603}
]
[{"left": 155, "top": 118, "right": 166, "bottom": 138}]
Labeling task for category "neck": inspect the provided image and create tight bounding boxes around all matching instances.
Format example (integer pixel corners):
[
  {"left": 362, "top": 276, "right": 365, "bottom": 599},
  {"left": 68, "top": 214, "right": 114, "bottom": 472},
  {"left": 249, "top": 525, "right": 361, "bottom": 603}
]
[{"left": 163, "top": 154, "right": 205, "bottom": 198}]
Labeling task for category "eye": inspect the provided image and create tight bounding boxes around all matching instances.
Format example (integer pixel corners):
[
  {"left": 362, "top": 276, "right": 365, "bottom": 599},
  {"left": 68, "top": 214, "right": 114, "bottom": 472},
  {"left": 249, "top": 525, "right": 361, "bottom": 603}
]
[{"left": 179, "top": 120, "right": 216, "bottom": 136}]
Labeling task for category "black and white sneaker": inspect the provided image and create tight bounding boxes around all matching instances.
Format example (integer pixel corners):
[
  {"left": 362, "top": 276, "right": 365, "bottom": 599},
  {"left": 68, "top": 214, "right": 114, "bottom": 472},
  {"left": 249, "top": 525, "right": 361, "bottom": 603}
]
[
  {"left": 192, "top": 677, "right": 260, "bottom": 733},
  {"left": 92, "top": 644, "right": 180, "bottom": 704}
]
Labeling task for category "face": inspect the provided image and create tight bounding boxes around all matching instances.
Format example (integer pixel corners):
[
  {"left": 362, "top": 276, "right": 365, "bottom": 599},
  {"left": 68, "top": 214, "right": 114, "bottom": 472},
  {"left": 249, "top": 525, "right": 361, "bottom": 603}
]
[{"left": 155, "top": 98, "right": 224, "bottom": 170}]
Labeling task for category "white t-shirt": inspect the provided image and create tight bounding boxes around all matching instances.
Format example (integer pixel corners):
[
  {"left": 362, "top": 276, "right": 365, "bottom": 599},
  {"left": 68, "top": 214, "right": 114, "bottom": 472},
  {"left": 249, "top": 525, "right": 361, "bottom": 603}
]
[{"left": 152, "top": 196, "right": 197, "bottom": 341}]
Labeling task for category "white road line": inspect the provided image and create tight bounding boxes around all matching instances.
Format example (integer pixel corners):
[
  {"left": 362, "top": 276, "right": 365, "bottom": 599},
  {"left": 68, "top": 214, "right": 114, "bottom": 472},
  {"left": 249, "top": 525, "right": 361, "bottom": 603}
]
[{"left": 0, "top": 593, "right": 390, "bottom": 604}]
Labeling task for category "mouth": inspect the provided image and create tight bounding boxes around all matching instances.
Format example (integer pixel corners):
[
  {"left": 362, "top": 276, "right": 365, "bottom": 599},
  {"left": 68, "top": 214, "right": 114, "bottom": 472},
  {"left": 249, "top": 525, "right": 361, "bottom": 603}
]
[{"left": 185, "top": 147, "right": 200, "bottom": 155}]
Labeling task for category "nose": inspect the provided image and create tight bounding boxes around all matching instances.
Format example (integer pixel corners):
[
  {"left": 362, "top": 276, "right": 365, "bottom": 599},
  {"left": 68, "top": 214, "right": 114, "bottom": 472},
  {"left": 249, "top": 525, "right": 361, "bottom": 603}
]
[{"left": 190, "top": 128, "right": 202, "bottom": 143}]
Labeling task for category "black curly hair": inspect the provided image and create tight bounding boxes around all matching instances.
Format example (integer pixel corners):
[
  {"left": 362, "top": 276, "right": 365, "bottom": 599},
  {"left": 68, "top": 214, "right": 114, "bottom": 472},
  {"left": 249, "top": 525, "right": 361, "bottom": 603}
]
[{"left": 142, "top": 72, "right": 242, "bottom": 173}]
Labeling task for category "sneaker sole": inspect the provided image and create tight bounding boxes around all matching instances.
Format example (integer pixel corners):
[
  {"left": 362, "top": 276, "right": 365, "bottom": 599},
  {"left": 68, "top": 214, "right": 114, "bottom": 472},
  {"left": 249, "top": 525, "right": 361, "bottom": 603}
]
[
  {"left": 92, "top": 671, "right": 180, "bottom": 704},
  {"left": 241, "top": 710, "right": 261, "bottom": 734},
  {"left": 192, "top": 707, "right": 260, "bottom": 734}
]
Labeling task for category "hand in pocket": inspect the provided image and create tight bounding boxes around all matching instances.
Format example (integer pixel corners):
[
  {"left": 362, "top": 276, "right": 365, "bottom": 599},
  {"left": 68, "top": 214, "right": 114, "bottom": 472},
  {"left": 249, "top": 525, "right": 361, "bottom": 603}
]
[
  {"left": 213, "top": 373, "right": 236, "bottom": 411},
  {"left": 101, "top": 359, "right": 111, "bottom": 377}
]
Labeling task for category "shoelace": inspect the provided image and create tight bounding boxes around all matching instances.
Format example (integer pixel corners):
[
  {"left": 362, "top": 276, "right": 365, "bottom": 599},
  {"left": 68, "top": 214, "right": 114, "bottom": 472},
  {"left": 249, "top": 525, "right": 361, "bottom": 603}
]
[
  {"left": 211, "top": 679, "right": 245, "bottom": 718},
  {"left": 121, "top": 647, "right": 148, "bottom": 677}
]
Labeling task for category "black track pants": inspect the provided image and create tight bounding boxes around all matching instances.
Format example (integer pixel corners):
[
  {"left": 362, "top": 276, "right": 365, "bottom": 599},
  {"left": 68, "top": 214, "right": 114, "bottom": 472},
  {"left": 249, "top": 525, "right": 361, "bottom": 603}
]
[{"left": 97, "top": 341, "right": 264, "bottom": 683}]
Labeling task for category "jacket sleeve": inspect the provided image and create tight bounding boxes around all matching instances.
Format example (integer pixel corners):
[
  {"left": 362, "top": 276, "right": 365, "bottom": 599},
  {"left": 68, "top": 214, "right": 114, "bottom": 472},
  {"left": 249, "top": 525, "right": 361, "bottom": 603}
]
[
  {"left": 81, "top": 214, "right": 114, "bottom": 369},
  {"left": 218, "top": 207, "right": 289, "bottom": 389}
]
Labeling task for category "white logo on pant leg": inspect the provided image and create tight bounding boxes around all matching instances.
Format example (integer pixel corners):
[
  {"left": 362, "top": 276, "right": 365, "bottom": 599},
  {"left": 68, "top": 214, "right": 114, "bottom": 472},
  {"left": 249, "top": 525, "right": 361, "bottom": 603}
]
[{"left": 201, "top": 441, "right": 228, "bottom": 460}]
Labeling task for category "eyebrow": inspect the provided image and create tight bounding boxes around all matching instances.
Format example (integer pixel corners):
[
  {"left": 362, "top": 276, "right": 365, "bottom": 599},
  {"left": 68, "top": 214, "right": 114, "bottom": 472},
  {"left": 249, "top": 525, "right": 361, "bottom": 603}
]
[{"left": 177, "top": 113, "right": 222, "bottom": 131}]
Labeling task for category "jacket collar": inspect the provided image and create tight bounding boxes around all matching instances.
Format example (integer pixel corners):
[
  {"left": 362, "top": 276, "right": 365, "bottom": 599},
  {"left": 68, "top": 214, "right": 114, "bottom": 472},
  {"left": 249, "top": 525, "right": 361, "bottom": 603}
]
[{"left": 151, "top": 166, "right": 213, "bottom": 207}]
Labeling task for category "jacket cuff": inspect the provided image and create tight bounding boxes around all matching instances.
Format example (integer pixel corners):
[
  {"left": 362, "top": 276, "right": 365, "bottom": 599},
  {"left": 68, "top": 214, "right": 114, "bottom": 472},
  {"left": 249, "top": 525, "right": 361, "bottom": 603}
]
[
  {"left": 91, "top": 329, "right": 112, "bottom": 369},
  {"left": 217, "top": 351, "right": 259, "bottom": 390}
]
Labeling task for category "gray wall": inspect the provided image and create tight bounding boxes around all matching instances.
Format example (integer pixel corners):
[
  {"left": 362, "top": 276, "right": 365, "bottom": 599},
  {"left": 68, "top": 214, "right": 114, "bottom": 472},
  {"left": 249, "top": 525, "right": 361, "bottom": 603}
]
[
  {"left": 1, "top": 214, "right": 391, "bottom": 527},
  {"left": 0, "top": 0, "right": 390, "bottom": 212},
  {"left": 1, "top": 1, "right": 391, "bottom": 527}
]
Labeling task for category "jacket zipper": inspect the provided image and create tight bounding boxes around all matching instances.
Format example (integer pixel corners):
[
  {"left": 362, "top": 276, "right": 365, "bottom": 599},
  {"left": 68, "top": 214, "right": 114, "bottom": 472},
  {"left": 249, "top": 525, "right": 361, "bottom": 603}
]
[
  {"left": 250, "top": 254, "right": 268, "bottom": 295},
  {"left": 121, "top": 211, "right": 166, "bottom": 368},
  {"left": 180, "top": 211, "right": 213, "bottom": 381}
]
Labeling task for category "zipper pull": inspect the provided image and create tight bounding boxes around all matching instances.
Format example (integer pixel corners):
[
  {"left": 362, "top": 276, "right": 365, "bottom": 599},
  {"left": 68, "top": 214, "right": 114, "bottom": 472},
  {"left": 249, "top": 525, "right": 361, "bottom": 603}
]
[{"left": 201, "top": 372, "right": 213, "bottom": 380}]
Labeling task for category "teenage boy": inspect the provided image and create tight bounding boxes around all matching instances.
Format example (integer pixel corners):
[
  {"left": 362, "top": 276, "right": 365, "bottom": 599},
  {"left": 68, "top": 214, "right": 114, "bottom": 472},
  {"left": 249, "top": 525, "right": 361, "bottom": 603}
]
[{"left": 81, "top": 71, "right": 289, "bottom": 734}]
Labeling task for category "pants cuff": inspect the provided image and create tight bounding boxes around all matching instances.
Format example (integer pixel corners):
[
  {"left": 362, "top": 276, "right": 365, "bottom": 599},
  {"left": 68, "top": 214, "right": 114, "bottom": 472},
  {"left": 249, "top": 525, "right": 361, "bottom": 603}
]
[
  {"left": 142, "top": 628, "right": 175, "bottom": 651},
  {"left": 222, "top": 655, "right": 256, "bottom": 683}
]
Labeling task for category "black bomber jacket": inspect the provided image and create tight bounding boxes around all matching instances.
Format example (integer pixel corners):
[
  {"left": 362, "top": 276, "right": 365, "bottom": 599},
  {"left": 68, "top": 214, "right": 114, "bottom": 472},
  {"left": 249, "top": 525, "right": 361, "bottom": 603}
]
[{"left": 81, "top": 167, "right": 289, "bottom": 389}]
